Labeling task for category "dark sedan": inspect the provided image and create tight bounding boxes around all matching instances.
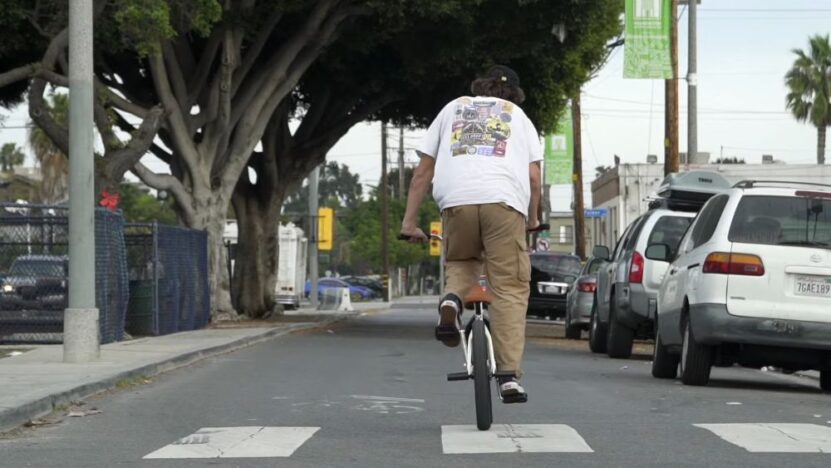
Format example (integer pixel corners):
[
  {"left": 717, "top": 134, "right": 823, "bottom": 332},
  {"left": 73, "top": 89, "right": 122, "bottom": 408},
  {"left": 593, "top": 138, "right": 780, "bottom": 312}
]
[{"left": 527, "top": 252, "right": 582, "bottom": 319}]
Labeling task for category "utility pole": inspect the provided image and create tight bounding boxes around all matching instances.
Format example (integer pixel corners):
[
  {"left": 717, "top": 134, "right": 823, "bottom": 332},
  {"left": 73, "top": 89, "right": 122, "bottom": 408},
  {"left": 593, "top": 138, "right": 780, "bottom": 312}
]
[
  {"left": 687, "top": 0, "right": 698, "bottom": 167},
  {"left": 380, "top": 123, "right": 390, "bottom": 301},
  {"left": 64, "top": 0, "right": 98, "bottom": 363},
  {"left": 398, "top": 126, "right": 406, "bottom": 199},
  {"left": 665, "top": 0, "right": 680, "bottom": 175},
  {"left": 308, "top": 165, "right": 319, "bottom": 309},
  {"left": 571, "top": 94, "right": 586, "bottom": 260}
]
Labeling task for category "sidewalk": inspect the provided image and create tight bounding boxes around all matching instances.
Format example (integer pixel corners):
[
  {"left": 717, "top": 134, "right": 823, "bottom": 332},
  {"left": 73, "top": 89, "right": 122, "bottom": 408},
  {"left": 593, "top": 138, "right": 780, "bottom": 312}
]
[{"left": 0, "top": 311, "right": 363, "bottom": 432}]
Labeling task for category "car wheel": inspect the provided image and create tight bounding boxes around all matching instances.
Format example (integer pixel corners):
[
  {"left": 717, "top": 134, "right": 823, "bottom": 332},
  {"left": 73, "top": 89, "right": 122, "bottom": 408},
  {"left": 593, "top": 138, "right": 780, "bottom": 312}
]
[
  {"left": 588, "top": 298, "right": 607, "bottom": 353},
  {"left": 564, "top": 314, "right": 581, "bottom": 340},
  {"left": 651, "top": 328, "right": 679, "bottom": 379},
  {"left": 679, "top": 317, "right": 712, "bottom": 386},
  {"left": 607, "top": 303, "right": 634, "bottom": 359},
  {"left": 820, "top": 370, "right": 831, "bottom": 392}
]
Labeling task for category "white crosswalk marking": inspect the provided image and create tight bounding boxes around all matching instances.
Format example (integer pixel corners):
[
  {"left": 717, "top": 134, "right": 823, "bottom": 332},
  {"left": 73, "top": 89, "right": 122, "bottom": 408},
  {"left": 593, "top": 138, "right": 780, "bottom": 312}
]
[
  {"left": 143, "top": 426, "right": 319, "bottom": 459},
  {"left": 695, "top": 423, "right": 831, "bottom": 453},
  {"left": 441, "top": 424, "right": 594, "bottom": 454}
]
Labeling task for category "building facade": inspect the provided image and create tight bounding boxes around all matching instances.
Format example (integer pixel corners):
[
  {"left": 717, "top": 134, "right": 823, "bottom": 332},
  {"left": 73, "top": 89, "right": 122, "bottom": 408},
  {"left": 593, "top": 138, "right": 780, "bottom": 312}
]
[{"left": 590, "top": 162, "right": 831, "bottom": 249}]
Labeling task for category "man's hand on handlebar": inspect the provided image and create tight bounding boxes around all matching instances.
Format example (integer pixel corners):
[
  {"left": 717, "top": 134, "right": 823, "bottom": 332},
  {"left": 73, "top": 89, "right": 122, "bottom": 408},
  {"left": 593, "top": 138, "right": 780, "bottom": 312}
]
[
  {"left": 527, "top": 217, "right": 540, "bottom": 232},
  {"left": 398, "top": 224, "right": 428, "bottom": 243}
]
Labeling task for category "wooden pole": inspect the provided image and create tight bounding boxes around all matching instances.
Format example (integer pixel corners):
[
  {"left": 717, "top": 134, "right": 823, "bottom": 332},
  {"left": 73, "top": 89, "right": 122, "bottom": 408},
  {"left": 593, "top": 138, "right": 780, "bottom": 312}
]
[
  {"left": 571, "top": 94, "right": 586, "bottom": 260},
  {"left": 665, "top": 0, "right": 679, "bottom": 175}
]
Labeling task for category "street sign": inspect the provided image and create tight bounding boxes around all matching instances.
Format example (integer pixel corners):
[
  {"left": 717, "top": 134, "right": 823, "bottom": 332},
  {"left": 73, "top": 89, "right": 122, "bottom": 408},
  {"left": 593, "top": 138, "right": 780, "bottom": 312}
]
[
  {"left": 318, "top": 207, "right": 334, "bottom": 251},
  {"left": 585, "top": 208, "right": 609, "bottom": 218},
  {"left": 429, "top": 221, "right": 442, "bottom": 256}
]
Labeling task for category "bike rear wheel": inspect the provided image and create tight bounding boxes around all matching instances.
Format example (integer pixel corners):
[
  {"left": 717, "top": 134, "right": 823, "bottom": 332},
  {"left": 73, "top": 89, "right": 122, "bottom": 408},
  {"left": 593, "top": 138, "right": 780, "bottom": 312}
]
[{"left": 472, "top": 318, "right": 493, "bottom": 430}]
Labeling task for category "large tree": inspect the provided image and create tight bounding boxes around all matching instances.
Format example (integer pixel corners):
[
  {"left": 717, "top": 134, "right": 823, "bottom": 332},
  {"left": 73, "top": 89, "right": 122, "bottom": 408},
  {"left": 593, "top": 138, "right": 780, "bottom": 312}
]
[
  {"left": 786, "top": 34, "right": 831, "bottom": 165},
  {"left": 0, "top": 0, "right": 622, "bottom": 318},
  {"left": 228, "top": 0, "right": 623, "bottom": 316}
]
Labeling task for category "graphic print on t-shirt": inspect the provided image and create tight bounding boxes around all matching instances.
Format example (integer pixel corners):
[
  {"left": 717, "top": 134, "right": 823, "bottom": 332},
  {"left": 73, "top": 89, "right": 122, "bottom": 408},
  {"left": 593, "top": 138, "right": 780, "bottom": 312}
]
[{"left": 450, "top": 98, "right": 514, "bottom": 157}]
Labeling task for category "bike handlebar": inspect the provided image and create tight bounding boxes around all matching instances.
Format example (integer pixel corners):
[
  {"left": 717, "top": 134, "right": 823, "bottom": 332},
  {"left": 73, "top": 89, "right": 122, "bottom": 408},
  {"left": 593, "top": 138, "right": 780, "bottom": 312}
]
[{"left": 397, "top": 223, "right": 549, "bottom": 242}]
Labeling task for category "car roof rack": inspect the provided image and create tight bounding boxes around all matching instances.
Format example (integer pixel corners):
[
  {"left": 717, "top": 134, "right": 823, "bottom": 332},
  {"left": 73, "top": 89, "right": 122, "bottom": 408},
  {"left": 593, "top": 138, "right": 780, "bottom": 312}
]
[
  {"left": 650, "top": 171, "right": 732, "bottom": 213},
  {"left": 733, "top": 180, "right": 831, "bottom": 190}
]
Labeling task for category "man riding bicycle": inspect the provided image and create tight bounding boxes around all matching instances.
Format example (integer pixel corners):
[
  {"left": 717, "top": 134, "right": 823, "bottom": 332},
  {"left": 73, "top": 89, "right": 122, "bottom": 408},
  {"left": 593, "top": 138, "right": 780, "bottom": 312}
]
[{"left": 400, "top": 65, "right": 543, "bottom": 401}]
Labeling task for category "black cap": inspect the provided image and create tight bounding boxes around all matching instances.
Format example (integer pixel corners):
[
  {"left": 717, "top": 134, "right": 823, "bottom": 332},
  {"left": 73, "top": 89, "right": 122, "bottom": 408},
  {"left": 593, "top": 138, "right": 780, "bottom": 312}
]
[{"left": 485, "top": 65, "right": 521, "bottom": 88}]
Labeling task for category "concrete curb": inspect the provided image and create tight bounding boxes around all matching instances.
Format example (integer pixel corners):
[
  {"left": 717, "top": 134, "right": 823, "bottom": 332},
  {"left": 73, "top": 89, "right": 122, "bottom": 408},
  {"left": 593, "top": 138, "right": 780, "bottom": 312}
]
[{"left": 0, "top": 317, "right": 345, "bottom": 433}]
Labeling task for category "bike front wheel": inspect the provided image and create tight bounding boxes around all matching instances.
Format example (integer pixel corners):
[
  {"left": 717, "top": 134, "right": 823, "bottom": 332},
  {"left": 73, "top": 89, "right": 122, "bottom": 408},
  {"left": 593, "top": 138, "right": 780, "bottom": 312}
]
[{"left": 472, "top": 318, "right": 493, "bottom": 430}]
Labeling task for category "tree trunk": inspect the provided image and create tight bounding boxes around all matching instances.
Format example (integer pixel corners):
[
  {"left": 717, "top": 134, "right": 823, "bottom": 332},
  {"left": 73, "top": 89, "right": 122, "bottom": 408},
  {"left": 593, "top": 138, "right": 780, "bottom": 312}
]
[
  {"left": 818, "top": 125, "right": 827, "bottom": 165},
  {"left": 197, "top": 197, "right": 237, "bottom": 321},
  {"left": 231, "top": 189, "right": 284, "bottom": 318}
]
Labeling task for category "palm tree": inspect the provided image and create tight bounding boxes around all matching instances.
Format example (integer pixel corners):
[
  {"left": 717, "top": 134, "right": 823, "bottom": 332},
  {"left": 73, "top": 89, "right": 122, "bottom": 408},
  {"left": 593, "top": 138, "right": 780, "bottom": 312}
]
[
  {"left": 0, "top": 143, "right": 25, "bottom": 172},
  {"left": 28, "top": 93, "right": 69, "bottom": 203},
  {"left": 785, "top": 34, "right": 831, "bottom": 165}
]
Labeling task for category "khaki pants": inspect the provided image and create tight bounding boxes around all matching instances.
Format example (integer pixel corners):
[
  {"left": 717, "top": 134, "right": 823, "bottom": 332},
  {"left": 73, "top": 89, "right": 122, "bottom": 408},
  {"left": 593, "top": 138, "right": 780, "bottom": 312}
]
[{"left": 442, "top": 203, "right": 531, "bottom": 376}]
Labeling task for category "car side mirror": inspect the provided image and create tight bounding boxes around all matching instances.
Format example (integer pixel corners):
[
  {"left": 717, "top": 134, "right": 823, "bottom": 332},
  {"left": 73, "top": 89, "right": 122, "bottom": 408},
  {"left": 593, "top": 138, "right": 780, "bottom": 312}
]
[
  {"left": 645, "top": 243, "right": 672, "bottom": 262},
  {"left": 592, "top": 245, "right": 610, "bottom": 261}
]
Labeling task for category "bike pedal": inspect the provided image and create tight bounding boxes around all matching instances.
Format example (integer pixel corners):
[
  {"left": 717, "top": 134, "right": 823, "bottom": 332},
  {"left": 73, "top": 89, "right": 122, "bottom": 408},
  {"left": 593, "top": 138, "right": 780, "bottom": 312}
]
[
  {"left": 446, "top": 372, "right": 470, "bottom": 381},
  {"left": 501, "top": 393, "right": 528, "bottom": 404}
]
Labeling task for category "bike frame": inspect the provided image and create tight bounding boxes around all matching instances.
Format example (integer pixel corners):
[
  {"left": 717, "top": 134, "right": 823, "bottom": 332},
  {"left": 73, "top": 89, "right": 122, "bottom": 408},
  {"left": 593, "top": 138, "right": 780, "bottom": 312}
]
[{"left": 460, "top": 302, "right": 497, "bottom": 377}]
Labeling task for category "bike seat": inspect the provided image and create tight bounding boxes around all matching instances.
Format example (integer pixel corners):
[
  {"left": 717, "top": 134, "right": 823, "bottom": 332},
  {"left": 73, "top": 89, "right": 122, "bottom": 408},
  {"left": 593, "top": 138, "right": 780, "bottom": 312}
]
[{"left": 463, "top": 285, "right": 492, "bottom": 309}]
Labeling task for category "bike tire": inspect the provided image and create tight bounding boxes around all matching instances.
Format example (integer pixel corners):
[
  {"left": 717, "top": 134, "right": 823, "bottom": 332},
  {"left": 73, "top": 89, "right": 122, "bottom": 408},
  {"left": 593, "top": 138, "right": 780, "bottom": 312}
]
[{"left": 472, "top": 318, "right": 493, "bottom": 431}]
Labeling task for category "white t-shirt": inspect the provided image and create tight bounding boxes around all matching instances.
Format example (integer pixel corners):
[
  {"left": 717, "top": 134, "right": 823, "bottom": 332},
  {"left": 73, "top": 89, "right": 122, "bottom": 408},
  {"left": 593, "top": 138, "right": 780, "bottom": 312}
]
[{"left": 418, "top": 96, "right": 543, "bottom": 217}]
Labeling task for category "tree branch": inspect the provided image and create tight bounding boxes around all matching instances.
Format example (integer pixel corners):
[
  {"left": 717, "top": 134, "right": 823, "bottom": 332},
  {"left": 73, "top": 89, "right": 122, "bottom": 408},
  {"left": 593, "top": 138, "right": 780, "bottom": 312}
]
[
  {"left": 187, "top": 30, "right": 222, "bottom": 106},
  {"left": 148, "top": 51, "right": 204, "bottom": 186},
  {"left": 162, "top": 42, "right": 189, "bottom": 110},
  {"left": 229, "top": 0, "right": 341, "bottom": 127},
  {"left": 230, "top": 8, "right": 284, "bottom": 96},
  {"left": 107, "top": 106, "right": 165, "bottom": 176},
  {"left": 0, "top": 63, "right": 37, "bottom": 88},
  {"left": 131, "top": 162, "right": 196, "bottom": 226}
]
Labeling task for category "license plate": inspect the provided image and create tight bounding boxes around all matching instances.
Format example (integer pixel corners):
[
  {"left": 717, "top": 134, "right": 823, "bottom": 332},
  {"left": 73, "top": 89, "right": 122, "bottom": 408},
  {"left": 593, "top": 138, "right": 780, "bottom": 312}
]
[
  {"left": 794, "top": 275, "right": 831, "bottom": 298},
  {"left": 538, "top": 282, "right": 565, "bottom": 295}
]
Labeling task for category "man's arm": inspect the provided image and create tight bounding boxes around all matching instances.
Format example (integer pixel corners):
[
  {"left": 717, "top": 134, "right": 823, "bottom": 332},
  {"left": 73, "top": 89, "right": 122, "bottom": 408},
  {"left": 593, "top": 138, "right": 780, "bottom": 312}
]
[
  {"left": 528, "top": 161, "right": 541, "bottom": 229},
  {"left": 400, "top": 152, "right": 436, "bottom": 241}
]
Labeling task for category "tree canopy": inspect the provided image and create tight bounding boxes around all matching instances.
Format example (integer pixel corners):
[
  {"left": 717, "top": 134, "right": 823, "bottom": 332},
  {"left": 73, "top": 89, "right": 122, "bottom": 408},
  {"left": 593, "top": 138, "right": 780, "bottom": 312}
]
[{"left": 0, "top": 0, "right": 623, "bottom": 317}]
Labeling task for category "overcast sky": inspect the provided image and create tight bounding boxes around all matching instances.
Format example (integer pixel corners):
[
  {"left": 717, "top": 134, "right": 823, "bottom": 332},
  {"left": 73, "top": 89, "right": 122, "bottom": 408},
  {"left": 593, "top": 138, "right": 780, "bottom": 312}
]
[{"left": 1, "top": 0, "right": 829, "bottom": 211}]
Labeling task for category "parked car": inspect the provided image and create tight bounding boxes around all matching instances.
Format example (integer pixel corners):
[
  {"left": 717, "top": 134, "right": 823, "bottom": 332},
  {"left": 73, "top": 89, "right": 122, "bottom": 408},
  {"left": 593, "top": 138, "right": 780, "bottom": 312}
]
[
  {"left": 527, "top": 252, "right": 583, "bottom": 319},
  {"left": 304, "top": 277, "right": 376, "bottom": 301},
  {"left": 0, "top": 255, "right": 69, "bottom": 310},
  {"left": 564, "top": 252, "right": 607, "bottom": 339},
  {"left": 589, "top": 171, "right": 731, "bottom": 358},
  {"left": 650, "top": 180, "right": 831, "bottom": 390},
  {"left": 341, "top": 276, "right": 384, "bottom": 297}
]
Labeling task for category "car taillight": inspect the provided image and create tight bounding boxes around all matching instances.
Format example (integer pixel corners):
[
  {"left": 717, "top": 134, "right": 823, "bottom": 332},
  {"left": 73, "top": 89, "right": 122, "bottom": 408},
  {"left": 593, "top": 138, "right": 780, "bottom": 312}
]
[
  {"left": 577, "top": 281, "right": 596, "bottom": 293},
  {"left": 703, "top": 252, "right": 765, "bottom": 276},
  {"left": 629, "top": 251, "right": 644, "bottom": 284}
]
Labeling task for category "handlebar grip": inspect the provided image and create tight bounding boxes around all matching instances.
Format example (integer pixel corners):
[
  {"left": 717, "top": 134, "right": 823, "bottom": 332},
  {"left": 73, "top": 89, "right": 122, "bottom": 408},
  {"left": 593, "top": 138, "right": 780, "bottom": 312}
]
[
  {"left": 397, "top": 234, "right": 413, "bottom": 241},
  {"left": 528, "top": 223, "right": 550, "bottom": 233}
]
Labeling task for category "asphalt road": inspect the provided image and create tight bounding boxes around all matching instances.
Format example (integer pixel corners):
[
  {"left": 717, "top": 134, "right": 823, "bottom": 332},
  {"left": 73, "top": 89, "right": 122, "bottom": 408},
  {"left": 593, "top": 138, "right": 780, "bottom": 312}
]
[{"left": 3, "top": 298, "right": 831, "bottom": 467}]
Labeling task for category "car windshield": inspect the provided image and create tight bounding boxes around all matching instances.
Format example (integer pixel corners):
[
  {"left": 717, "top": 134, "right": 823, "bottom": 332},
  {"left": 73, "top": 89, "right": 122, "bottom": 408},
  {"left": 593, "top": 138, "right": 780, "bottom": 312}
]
[
  {"left": 531, "top": 256, "right": 582, "bottom": 277},
  {"left": 648, "top": 216, "right": 692, "bottom": 251},
  {"left": 587, "top": 260, "right": 603, "bottom": 275},
  {"left": 728, "top": 195, "right": 831, "bottom": 247},
  {"left": 10, "top": 260, "right": 64, "bottom": 277}
]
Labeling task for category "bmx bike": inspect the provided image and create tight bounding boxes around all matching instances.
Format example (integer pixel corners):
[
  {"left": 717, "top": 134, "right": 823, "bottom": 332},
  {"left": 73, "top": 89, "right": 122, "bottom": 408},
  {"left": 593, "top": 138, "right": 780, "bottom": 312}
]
[{"left": 399, "top": 223, "right": 549, "bottom": 430}]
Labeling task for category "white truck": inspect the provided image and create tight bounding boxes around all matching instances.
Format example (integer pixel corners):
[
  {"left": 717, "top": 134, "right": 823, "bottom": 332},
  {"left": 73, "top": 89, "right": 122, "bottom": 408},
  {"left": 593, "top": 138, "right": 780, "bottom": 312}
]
[
  {"left": 275, "top": 223, "right": 308, "bottom": 309},
  {"left": 222, "top": 221, "right": 308, "bottom": 310}
]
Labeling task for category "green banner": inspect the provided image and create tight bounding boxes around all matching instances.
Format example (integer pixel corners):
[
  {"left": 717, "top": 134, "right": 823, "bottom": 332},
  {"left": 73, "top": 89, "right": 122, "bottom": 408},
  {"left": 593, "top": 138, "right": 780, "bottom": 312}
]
[
  {"left": 624, "top": 0, "right": 672, "bottom": 79},
  {"left": 544, "top": 109, "right": 573, "bottom": 185}
]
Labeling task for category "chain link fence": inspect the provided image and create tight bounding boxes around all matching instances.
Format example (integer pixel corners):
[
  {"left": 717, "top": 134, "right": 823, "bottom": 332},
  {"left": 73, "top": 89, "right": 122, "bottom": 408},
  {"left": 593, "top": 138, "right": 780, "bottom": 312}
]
[
  {"left": 124, "top": 223, "right": 209, "bottom": 336},
  {"left": 0, "top": 204, "right": 128, "bottom": 344}
]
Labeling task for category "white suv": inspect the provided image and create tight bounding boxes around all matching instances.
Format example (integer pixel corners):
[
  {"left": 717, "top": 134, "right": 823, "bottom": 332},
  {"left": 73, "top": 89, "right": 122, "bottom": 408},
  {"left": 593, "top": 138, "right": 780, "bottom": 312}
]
[{"left": 649, "top": 181, "right": 831, "bottom": 390}]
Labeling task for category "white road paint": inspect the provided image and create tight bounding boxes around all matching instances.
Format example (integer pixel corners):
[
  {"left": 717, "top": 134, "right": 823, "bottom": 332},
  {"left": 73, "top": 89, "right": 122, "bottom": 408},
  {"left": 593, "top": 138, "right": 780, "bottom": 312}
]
[
  {"left": 350, "top": 395, "right": 424, "bottom": 414},
  {"left": 696, "top": 423, "right": 831, "bottom": 453},
  {"left": 143, "top": 427, "right": 319, "bottom": 459},
  {"left": 441, "top": 424, "right": 593, "bottom": 454}
]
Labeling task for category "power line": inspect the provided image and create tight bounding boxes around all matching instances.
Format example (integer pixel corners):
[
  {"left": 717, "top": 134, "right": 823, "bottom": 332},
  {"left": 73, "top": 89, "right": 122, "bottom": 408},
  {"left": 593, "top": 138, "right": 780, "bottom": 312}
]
[{"left": 701, "top": 8, "right": 831, "bottom": 12}]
